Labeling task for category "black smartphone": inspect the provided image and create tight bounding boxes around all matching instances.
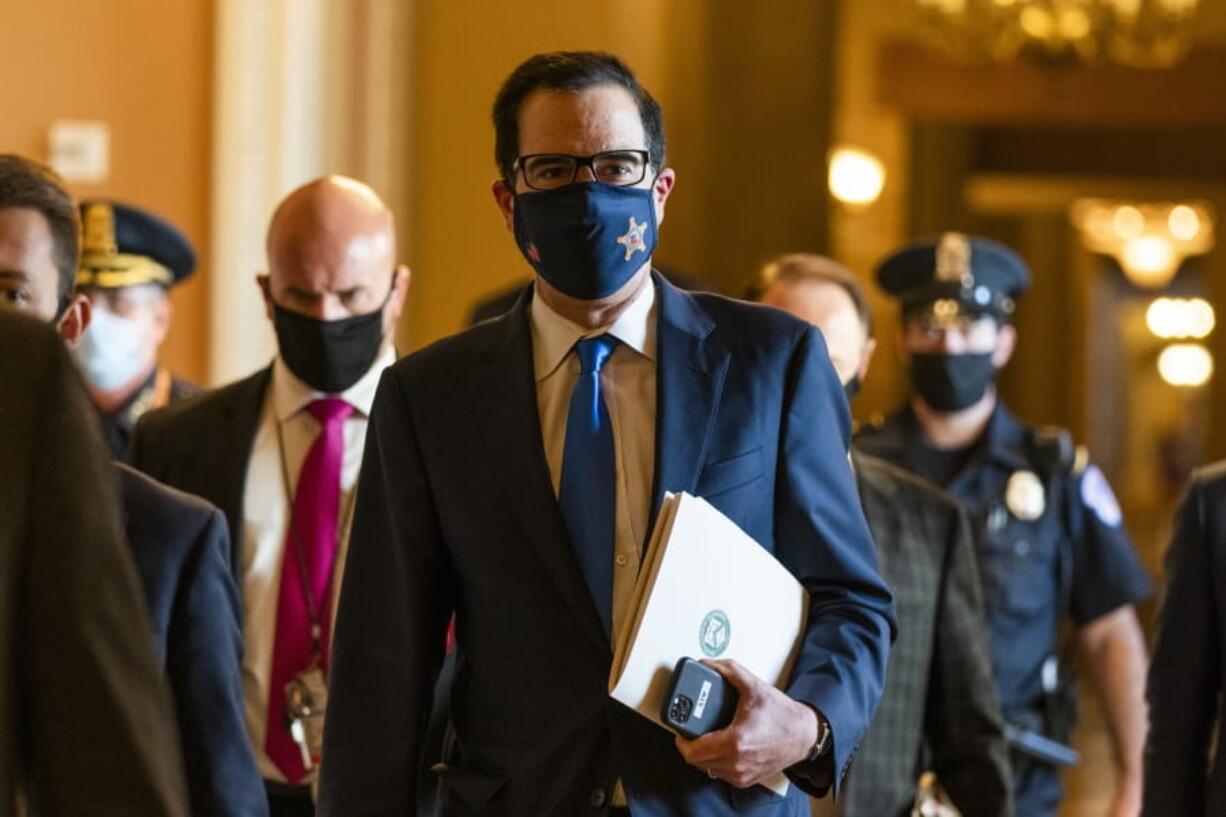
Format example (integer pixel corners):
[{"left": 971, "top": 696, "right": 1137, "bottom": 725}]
[{"left": 661, "top": 657, "right": 738, "bottom": 740}]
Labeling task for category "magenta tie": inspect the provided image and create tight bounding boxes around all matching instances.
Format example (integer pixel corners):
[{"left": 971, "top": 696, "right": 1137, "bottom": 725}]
[{"left": 266, "top": 397, "right": 354, "bottom": 782}]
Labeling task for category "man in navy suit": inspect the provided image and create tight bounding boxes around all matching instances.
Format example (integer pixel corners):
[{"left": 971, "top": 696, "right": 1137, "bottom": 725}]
[
  {"left": 318, "top": 52, "right": 894, "bottom": 817},
  {"left": 0, "top": 153, "right": 266, "bottom": 817}
]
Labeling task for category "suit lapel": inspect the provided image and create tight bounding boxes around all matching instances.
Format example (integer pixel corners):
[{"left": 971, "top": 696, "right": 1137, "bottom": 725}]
[
  {"left": 215, "top": 368, "right": 271, "bottom": 583},
  {"left": 473, "top": 294, "right": 611, "bottom": 658},
  {"left": 650, "top": 274, "right": 730, "bottom": 524}
]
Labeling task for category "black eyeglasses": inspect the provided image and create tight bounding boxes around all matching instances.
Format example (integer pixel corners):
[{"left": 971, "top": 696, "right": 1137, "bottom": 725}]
[{"left": 514, "top": 150, "right": 651, "bottom": 191}]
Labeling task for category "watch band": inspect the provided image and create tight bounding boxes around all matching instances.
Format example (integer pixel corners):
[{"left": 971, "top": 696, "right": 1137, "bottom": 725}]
[{"left": 807, "top": 711, "right": 831, "bottom": 762}]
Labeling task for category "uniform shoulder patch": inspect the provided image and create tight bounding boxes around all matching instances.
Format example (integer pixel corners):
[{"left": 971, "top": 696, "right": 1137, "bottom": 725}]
[
  {"left": 1072, "top": 444, "right": 1090, "bottom": 477},
  {"left": 1080, "top": 464, "right": 1122, "bottom": 527}
]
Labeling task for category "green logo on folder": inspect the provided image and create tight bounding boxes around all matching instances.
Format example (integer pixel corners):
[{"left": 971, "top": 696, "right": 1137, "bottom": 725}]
[{"left": 699, "top": 610, "right": 730, "bottom": 657}]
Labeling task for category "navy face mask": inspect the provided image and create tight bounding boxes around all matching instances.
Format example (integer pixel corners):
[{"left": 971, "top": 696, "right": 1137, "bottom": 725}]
[{"left": 512, "top": 181, "right": 658, "bottom": 300}]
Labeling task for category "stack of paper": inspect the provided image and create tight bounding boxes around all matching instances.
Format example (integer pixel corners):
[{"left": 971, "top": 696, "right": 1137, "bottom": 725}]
[{"left": 609, "top": 492, "right": 808, "bottom": 795}]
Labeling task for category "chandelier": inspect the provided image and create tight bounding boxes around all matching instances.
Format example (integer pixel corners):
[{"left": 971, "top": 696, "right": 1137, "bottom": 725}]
[
  {"left": 913, "top": 0, "right": 1202, "bottom": 69},
  {"left": 1071, "top": 199, "right": 1215, "bottom": 288}
]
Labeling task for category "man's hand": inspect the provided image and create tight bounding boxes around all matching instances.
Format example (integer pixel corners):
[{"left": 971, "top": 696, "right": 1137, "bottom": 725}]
[{"left": 673, "top": 659, "right": 820, "bottom": 789}]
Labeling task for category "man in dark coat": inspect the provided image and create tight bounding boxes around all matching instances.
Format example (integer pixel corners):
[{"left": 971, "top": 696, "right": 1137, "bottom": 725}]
[
  {"left": 128, "top": 175, "right": 410, "bottom": 816},
  {"left": 0, "top": 152, "right": 265, "bottom": 817},
  {"left": 318, "top": 52, "right": 893, "bottom": 817},
  {"left": 754, "top": 253, "right": 1011, "bottom": 817},
  {"left": 0, "top": 310, "right": 189, "bottom": 817},
  {"left": 1143, "top": 462, "right": 1226, "bottom": 815}
]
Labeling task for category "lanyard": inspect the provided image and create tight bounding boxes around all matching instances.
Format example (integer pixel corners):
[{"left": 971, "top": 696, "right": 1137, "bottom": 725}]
[{"left": 274, "top": 415, "right": 359, "bottom": 664}]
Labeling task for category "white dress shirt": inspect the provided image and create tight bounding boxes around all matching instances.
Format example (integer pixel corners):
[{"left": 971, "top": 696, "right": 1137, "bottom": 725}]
[
  {"left": 530, "top": 279, "right": 658, "bottom": 647},
  {"left": 242, "top": 348, "right": 395, "bottom": 783}
]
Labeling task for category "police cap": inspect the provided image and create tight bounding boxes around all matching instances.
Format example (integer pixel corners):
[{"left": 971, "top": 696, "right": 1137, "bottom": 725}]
[
  {"left": 875, "top": 232, "right": 1030, "bottom": 324},
  {"left": 76, "top": 200, "right": 196, "bottom": 290}
]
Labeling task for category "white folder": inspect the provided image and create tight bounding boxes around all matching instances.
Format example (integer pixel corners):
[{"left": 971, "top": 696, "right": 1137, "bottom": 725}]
[{"left": 609, "top": 492, "right": 809, "bottom": 796}]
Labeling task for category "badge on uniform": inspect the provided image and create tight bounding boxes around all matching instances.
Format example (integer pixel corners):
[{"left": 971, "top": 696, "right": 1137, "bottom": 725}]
[
  {"left": 1005, "top": 470, "right": 1045, "bottom": 521},
  {"left": 1080, "top": 464, "right": 1123, "bottom": 527},
  {"left": 286, "top": 665, "right": 328, "bottom": 772}
]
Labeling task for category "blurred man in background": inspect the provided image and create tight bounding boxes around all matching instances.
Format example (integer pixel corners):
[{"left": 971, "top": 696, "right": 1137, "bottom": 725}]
[
  {"left": 0, "top": 153, "right": 266, "bottom": 817},
  {"left": 0, "top": 308, "right": 189, "bottom": 817},
  {"left": 856, "top": 233, "right": 1151, "bottom": 817},
  {"left": 130, "top": 175, "right": 409, "bottom": 816},
  {"left": 752, "top": 253, "right": 1011, "bottom": 817},
  {"left": 73, "top": 198, "right": 199, "bottom": 456},
  {"left": 1143, "top": 462, "right": 1226, "bottom": 815}
]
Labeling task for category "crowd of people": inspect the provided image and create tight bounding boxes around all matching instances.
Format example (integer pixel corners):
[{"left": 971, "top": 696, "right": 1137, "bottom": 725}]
[{"left": 0, "top": 49, "right": 1221, "bottom": 817}]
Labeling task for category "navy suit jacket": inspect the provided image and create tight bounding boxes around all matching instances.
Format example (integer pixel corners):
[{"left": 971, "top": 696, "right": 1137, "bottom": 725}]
[
  {"left": 115, "top": 463, "right": 267, "bottom": 817},
  {"left": 318, "top": 274, "right": 894, "bottom": 816}
]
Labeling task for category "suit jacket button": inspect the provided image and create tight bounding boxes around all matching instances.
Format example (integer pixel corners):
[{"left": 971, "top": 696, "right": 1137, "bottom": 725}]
[{"left": 590, "top": 787, "right": 607, "bottom": 807}]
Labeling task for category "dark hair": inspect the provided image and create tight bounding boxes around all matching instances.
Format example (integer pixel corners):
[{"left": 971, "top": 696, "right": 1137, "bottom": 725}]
[
  {"left": 492, "top": 51, "right": 666, "bottom": 186},
  {"left": 0, "top": 154, "right": 80, "bottom": 300},
  {"left": 748, "top": 253, "right": 875, "bottom": 338}
]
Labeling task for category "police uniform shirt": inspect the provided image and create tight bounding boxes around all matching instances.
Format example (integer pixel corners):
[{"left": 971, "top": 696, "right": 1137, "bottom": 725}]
[
  {"left": 242, "top": 347, "right": 395, "bottom": 783},
  {"left": 856, "top": 403, "right": 1152, "bottom": 714},
  {"left": 101, "top": 367, "right": 198, "bottom": 458}
]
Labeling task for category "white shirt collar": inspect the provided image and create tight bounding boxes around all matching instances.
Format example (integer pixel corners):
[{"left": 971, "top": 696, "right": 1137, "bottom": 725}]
[
  {"left": 529, "top": 278, "right": 657, "bottom": 382},
  {"left": 271, "top": 346, "right": 396, "bottom": 423}
]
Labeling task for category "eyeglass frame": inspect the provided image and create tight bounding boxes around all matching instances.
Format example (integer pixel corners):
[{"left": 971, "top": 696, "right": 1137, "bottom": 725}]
[{"left": 512, "top": 149, "right": 653, "bottom": 191}]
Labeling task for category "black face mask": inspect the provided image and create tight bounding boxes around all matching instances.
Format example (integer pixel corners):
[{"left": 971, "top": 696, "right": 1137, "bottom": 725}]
[
  {"left": 842, "top": 374, "right": 862, "bottom": 402},
  {"left": 273, "top": 291, "right": 389, "bottom": 393},
  {"left": 910, "top": 352, "right": 995, "bottom": 412}
]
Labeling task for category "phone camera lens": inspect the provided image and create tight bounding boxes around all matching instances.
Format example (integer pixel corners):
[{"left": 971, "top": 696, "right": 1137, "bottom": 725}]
[{"left": 669, "top": 695, "right": 693, "bottom": 724}]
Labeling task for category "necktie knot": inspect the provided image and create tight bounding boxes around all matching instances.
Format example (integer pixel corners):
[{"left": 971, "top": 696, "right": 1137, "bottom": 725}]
[
  {"left": 575, "top": 334, "right": 617, "bottom": 375},
  {"left": 307, "top": 396, "right": 354, "bottom": 427}
]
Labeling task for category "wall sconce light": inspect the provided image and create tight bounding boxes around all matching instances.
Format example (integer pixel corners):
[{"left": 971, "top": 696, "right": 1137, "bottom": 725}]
[
  {"left": 1146, "top": 297, "right": 1215, "bottom": 340},
  {"left": 828, "top": 146, "right": 886, "bottom": 208},
  {"left": 1157, "top": 342, "right": 1213, "bottom": 388},
  {"left": 1071, "top": 199, "right": 1215, "bottom": 288}
]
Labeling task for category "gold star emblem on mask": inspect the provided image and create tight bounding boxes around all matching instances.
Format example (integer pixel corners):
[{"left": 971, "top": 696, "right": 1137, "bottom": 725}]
[{"left": 616, "top": 216, "right": 649, "bottom": 262}]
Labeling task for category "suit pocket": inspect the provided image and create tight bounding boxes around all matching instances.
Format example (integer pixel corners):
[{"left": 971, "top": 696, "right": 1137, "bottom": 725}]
[
  {"left": 698, "top": 447, "right": 765, "bottom": 498},
  {"left": 435, "top": 764, "right": 509, "bottom": 813},
  {"left": 727, "top": 780, "right": 794, "bottom": 812}
]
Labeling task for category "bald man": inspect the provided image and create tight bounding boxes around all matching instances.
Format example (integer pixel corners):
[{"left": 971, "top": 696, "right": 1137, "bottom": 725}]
[{"left": 129, "top": 175, "right": 410, "bottom": 817}]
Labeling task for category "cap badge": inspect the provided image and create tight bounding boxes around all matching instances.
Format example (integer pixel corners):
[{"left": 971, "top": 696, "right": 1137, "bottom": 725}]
[
  {"left": 616, "top": 216, "right": 649, "bottom": 262},
  {"left": 936, "top": 231, "right": 973, "bottom": 288},
  {"left": 1005, "top": 470, "right": 1045, "bottom": 521},
  {"left": 82, "top": 202, "right": 118, "bottom": 255}
]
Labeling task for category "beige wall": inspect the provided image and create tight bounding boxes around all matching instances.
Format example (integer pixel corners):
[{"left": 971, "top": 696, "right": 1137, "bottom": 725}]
[
  {"left": 829, "top": 0, "right": 918, "bottom": 424},
  {"left": 0, "top": 0, "right": 214, "bottom": 384}
]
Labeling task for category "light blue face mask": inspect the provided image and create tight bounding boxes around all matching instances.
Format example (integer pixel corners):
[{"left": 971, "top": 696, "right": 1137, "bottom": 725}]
[{"left": 71, "top": 306, "right": 154, "bottom": 391}]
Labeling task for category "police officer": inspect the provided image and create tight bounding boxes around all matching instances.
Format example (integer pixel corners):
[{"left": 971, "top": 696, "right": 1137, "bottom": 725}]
[
  {"left": 72, "top": 199, "right": 199, "bottom": 456},
  {"left": 856, "top": 233, "right": 1152, "bottom": 817}
]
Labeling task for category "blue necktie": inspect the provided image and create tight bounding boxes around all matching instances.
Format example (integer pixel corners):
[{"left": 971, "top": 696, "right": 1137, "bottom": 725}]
[{"left": 559, "top": 334, "right": 618, "bottom": 636}]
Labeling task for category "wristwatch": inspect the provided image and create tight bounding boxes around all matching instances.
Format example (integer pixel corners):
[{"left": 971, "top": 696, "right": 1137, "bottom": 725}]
[{"left": 806, "top": 710, "right": 832, "bottom": 762}]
